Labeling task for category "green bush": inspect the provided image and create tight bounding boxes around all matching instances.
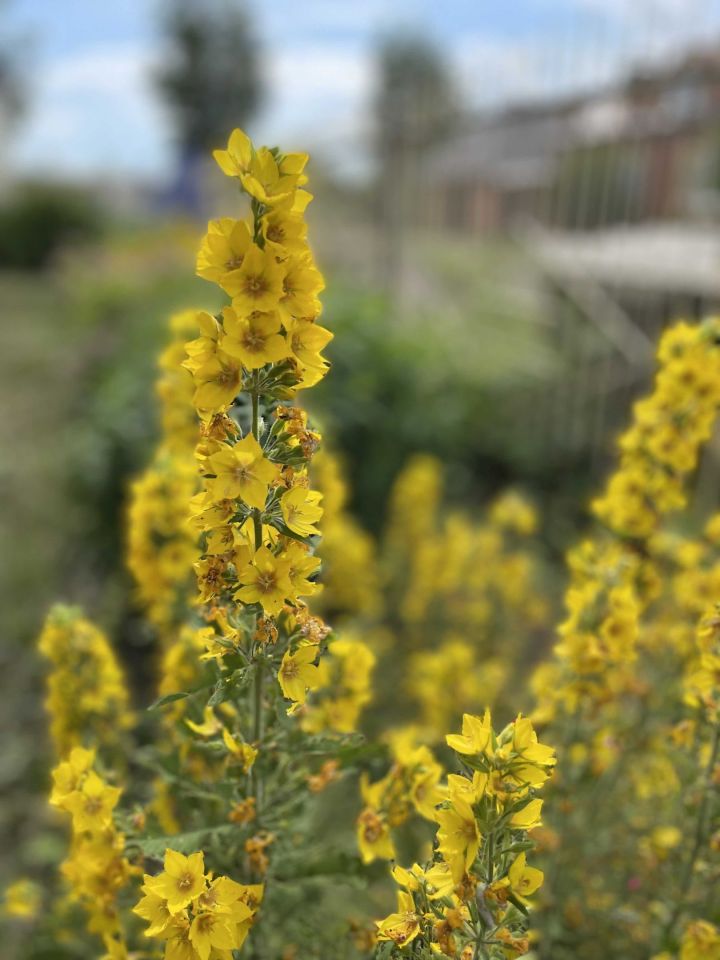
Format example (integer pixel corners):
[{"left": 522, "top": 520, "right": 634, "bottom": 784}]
[{"left": 0, "top": 183, "right": 104, "bottom": 269}]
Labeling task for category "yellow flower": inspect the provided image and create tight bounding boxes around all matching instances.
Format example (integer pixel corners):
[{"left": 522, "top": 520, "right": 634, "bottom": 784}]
[
  {"left": 435, "top": 797, "right": 481, "bottom": 882},
  {"left": 509, "top": 797, "right": 543, "bottom": 829},
  {"left": 285, "top": 316, "right": 333, "bottom": 370},
  {"left": 446, "top": 710, "right": 494, "bottom": 757},
  {"left": 680, "top": 920, "right": 720, "bottom": 960},
  {"left": 132, "top": 877, "right": 175, "bottom": 937},
  {"left": 222, "top": 727, "right": 258, "bottom": 773},
  {"left": 278, "top": 645, "right": 320, "bottom": 704},
  {"left": 226, "top": 245, "right": 285, "bottom": 314},
  {"left": 196, "top": 218, "right": 252, "bottom": 292},
  {"left": 63, "top": 770, "right": 121, "bottom": 834},
  {"left": 236, "top": 546, "right": 293, "bottom": 617},
  {"left": 240, "top": 146, "right": 305, "bottom": 207},
  {"left": 278, "top": 253, "right": 324, "bottom": 320},
  {"left": 376, "top": 890, "right": 422, "bottom": 947},
  {"left": 213, "top": 127, "right": 254, "bottom": 179},
  {"left": 50, "top": 745, "right": 95, "bottom": 805},
  {"left": 189, "top": 909, "right": 237, "bottom": 960},
  {"left": 507, "top": 852, "right": 544, "bottom": 901},
  {"left": 220, "top": 306, "right": 289, "bottom": 370},
  {"left": 280, "top": 486, "right": 323, "bottom": 537},
  {"left": 357, "top": 807, "right": 395, "bottom": 864},
  {"left": 3, "top": 878, "right": 41, "bottom": 919},
  {"left": 260, "top": 207, "right": 308, "bottom": 255},
  {"left": 207, "top": 434, "right": 279, "bottom": 510},
  {"left": 150, "top": 849, "right": 206, "bottom": 914},
  {"left": 284, "top": 541, "right": 321, "bottom": 598},
  {"left": 191, "top": 353, "right": 243, "bottom": 413}
]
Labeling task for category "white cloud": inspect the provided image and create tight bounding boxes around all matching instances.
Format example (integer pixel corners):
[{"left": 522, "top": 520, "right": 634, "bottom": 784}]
[{"left": 9, "top": 43, "right": 173, "bottom": 179}]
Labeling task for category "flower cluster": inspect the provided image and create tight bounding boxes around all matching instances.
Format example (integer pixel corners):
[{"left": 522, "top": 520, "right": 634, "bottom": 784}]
[
  {"left": 50, "top": 747, "right": 135, "bottom": 957},
  {"left": 133, "top": 849, "right": 261, "bottom": 960},
  {"left": 357, "top": 732, "right": 446, "bottom": 865},
  {"left": 374, "top": 711, "right": 555, "bottom": 958},
  {"left": 592, "top": 320, "right": 720, "bottom": 539},
  {"left": 126, "top": 310, "right": 200, "bottom": 633},
  {"left": 38, "top": 605, "right": 134, "bottom": 758}
]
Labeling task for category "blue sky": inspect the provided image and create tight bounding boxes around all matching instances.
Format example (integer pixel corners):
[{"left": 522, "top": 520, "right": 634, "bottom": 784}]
[{"left": 6, "top": 0, "right": 720, "bottom": 180}]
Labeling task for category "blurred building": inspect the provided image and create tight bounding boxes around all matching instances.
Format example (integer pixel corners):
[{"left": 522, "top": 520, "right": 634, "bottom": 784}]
[{"left": 423, "top": 47, "right": 720, "bottom": 233}]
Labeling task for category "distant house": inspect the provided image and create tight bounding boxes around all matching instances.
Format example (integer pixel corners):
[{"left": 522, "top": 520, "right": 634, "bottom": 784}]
[{"left": 422, "top": 48, "right": 720, "bottom": 233}]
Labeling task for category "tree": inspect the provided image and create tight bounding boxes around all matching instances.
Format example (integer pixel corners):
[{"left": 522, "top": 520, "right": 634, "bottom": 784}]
[
  {"left": 157, "top": 0, "right": 262, "bottom": 155},
  {"left": 373, "top": 34, "right": 459, "bottom": 296}
]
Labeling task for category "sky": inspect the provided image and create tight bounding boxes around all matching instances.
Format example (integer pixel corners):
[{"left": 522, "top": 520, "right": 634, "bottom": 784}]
[{"left": 4, "top": 0, "right": 720, "bottom": 181}]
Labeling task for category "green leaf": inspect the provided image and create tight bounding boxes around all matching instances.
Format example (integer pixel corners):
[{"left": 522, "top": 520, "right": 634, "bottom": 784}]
[
  {"left": 129, "top": 824, "right": 237, "bottom": 861},
  {"left": 147, "top": 691, "right": 189, "bottom": 711}
]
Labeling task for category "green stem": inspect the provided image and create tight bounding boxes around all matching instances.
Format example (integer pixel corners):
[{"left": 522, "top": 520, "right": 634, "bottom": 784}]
[
  {"left": 249, "top": 382, "right": 265, "bottom": 815},
  {"left": 662, "top": 721, "right": 720, "bottom": 948}
]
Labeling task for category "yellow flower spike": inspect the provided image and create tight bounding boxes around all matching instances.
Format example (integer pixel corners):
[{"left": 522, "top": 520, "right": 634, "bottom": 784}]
[{"left": 278, "top": 645, "right": 320, "bottom": 705}]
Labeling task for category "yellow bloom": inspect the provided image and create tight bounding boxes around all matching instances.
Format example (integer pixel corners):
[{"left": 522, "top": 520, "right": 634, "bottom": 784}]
[
  {"left": 376, "top": 890, "right": 422, "bottom": 947},
  {"left": 132, "top": 878, "right": 175, "bottom": 938},
  {"left": 150, "top": 850, "right": 206, "bottom": 914},
  {"left": 192, "top": 353, "right": 243, "bottom": 413},
  {"left": 357, "top": 807, "right": 395, "bottom": 864},
  {"left": 50, "top": 745, "right": 95, "bottom": 805},
  {"left": 260, "top": 207, "right": 308, "bottom": 255},
  {"left": 278, "top": 253, "right": 324, "bottom": 320},
  {"left": 286, "top": 316, "right": 333, "bottom": 370},
  {"left": 63, "top": 770, "right": 121, "bottom": 834},
  {"left": 680, "top": 920, "right": 720, "bottom": 960},
  {"left": 284, "top": 541, "right": 321, "bottom": 597},
  {"left": 196, "top": 218, "right": 252, "bottom": 292},
  {"left": 236, "top": 546, "right": 293, "bottom": 617},
  {"left": 3, "top": 878, "right": 41, "bottom": 919},
  {"left": 222, "top": 727, "right": 258, "bottom": 773},
  {"left": 435, "top": 797, "right": 481, "bottom": 882},
  {"left": 213, "top": 127, "right": 254, "bottom": 179},
  {"left": 220, "top": 306, "right": 288, "bottom": 370},
  {"left": 507, "top": 852, "right": 544, "bottom": 901},
  {"left": 240, "top": 146, "right": 305, "bottom": 207},
  {"left": 189, "top": 909, "right": 237, "bottom": 960},
  {"left": 278, "top": 645, "right": 320, "bottom": 704},
  {"left": 226, "top": 245, "right": 285, "bottom": 314},
  {"left": 509, "top": 797, "right": 543, "bottom": 829},
  {"left": 207, "top": 434, "right": 279, "bottom": 510},
  {"left": 446, "top": 710, "right": 494, "bottom": 757},
  {"left": 280, "top": 486, "right": 323, "bottom": 537}
]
